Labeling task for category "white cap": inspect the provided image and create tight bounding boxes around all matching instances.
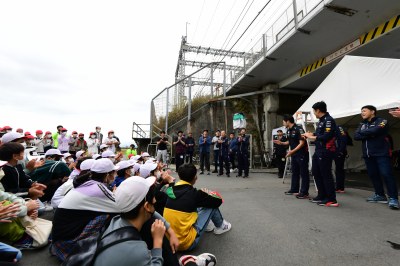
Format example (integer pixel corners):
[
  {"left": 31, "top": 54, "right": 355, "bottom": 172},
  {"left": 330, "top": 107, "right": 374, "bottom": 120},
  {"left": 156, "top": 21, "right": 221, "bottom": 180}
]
[
  {"left": 148, "top": 157, "right": 156, "bottom": 162},
  {"left": 116, "top": 160, "right": 135, "bottom": 170},
  {"left": 92, "top": 154, "right": 101, "bottom": 159},
  {"left": 80, "top": 159, "right": 95, "bottom": 171},
  {"left": 45, "top": 149, "right": 63, "bottom": 157},
  {"left": 1, "top": 132, "right": 24, "bottom": 144},
  {"left": 145, "top": 159, "right": 156, "bottom": 164},
  {"left": 141, "top": 152, "right": 150, "bottom": 157},
  {"left": 63, "top": 152, "right": 72, "bottom": 158},
  {"left": 130, "top": 155, "right": 141, "bottom": 162},
  {"left": 115, "top": 176, "right": 156, "bottom": 213},
  {"left": 91, "top": 158, "right": 119, "bottom": 173},
  {"left": 100, "top": 144, "right": 108, "bottom": 149},
  {"left": 101, "top": 150, "right": 115, "bottom": 158},
  {"left": 133, "top": 162, "right": 141, "bottom": 173},
  {"left": 139, "top": 162, "right": 157, "bottom": 178},
  {"left": 0, "top": 160, "right": 7, "bottom": 167},
  {"left": 76, "top": 150, "right": 85, "bottom": 158}
]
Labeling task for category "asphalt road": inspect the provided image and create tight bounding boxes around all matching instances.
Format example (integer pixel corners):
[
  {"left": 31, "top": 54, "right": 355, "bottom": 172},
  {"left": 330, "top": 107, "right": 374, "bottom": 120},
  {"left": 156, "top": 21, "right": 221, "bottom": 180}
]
[{"left": 19, "top": 171, "right": 400, "bottom": 266}]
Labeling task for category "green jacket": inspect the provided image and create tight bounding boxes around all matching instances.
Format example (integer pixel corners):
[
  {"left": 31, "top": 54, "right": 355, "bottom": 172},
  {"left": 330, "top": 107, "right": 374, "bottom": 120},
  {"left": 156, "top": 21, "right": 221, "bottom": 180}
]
[
  {"left": 52, "top": 132, "right": 60, "bottom": 148},
  {"left": 126, "top": 148, "right": 137, "bottom": 157}
]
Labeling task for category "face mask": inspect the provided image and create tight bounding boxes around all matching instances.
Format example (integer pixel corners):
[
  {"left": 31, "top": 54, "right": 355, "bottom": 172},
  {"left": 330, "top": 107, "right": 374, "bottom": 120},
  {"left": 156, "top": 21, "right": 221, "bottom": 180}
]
[
  {"left": 62, "top": 132, "right": 67, "bottom": 136},
  {"left": 96, "top": 130, "right": 100, "bottom": 133},
  {"left": 21, "top": 143, "right": 27, "bottom": 148},
  {"left": 6, "top": 130, "right": 12, "bottom": 133},
  {"left": 91, "top": 135, "right": 96, "bottom": 139},
  {"left": 47, "top": 134, "right": 52, "bottom": 138},
  {"left": 109, "top": 134, "right": 114, "bottom": 138},
  {"left": 156, "top": 171, "right": 162, "bottom": 180},
  {"left": 80, "top": 137, "right": 84, "bottom": 140},
  {"left": 37, "top": 135, "right": 43, "bottom": 139}
]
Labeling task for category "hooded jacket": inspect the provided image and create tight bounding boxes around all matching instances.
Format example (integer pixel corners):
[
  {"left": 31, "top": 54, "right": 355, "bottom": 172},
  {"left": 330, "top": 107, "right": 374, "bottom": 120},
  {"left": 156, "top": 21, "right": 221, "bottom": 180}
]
[{"left": 163, "top": 180, "right": 222, "bottom": 251}]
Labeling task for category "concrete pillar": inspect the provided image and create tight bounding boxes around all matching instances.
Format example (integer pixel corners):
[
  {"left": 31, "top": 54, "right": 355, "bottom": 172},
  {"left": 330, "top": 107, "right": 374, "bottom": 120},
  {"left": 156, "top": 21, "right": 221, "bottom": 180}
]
[{"left": 262, "top": 84, "right": 279, "bottom": 151}]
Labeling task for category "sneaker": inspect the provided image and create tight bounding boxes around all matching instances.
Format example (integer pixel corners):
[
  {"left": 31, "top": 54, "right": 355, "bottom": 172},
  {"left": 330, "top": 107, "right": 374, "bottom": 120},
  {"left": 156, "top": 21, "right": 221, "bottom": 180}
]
[
  {"left": 335, "top": 189, "right": 345, "bottom": 193},
  {"left": 310, "top": 196, "right": 323, "bottom": 203},
  {"left": 388, "top": 198, "right": 399, "bottom": 210},
  {"left": 318, "top": 200, "right": 339, "bottom": 207},
  {"left": 197, "top": 253, "right": 217, "bottom": 266},
  {"left": 366, "top": 193, "right": 388, "bottom": 203},
  {"left": 296, "top": 193, "right": 309, "bottom": 199},
  {"left": 212, "top": 170, "right": 218, "bottom": 173},
  {"left": 236, "top": 175, "right": 242, "bottom": 178},
  {"left": 207, "top": 172, "right": 211, "bottom": 175},
  {"left": 199, "top": 171, "right": 204, "bottom": 175},
  {"left": 179, "top": 253, "right": 217, "bottom": 266},
  {"left": 205, "top": 221, "right": 215, "bottom": 232},
  {"left": 233, "top": 168, "right": 238, "bottom": 173},
  {"left": 213, "top": 220, "right": 231, "bottom": 235},
  {"left": 284, "top": 191, "right": 296, "bottom": 195}
]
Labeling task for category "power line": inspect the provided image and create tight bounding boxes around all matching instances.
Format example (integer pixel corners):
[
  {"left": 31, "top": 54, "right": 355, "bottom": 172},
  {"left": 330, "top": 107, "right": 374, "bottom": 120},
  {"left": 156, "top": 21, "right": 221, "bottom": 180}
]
[
  {"left": 199, "top": 0, "right": 222, "bottom": 45},
  {"left": 192, "top": 0, "right": 206, "bottom": 44}
]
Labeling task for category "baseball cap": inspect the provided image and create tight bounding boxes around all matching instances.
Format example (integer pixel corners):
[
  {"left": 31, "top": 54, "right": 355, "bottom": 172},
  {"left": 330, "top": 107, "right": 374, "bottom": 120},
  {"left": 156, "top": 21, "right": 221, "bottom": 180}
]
[
  {"left": 141, "top": 152, "right": 150, "bottom": 157},
  {"left": 91, "top": 158, "right": 119, "bottom": 173},
  {"left": 63, "top": 153, "right": 72, "bottom": 158},
  {"left": 24, "top": 132, "right": 31, "bottom": 136},
  {"left": 1, "top": 132, "right": 25, "bottom": 144},
  {"left": 116, "top": 160, "right": 135, "bottom": 170},
  {"left": 139, "top": 162, "right": 157, "bottom": 178},
  {"left": 16, "top": 128, "right": 23, "bottom": 133},
  {"left": 108, "top": 130, "right": 114, "bottom": 134},
  {"left": 26, "top": 135, "right": 34, "bottom": 140},
  {"left": 80, "top": 159, "right": 95, "bottom": 171},
  {"left": 90, "top": 132, "right": 95, "bottom": 136},
  {"left": 130, "top": 155, "right": 142, "bottom": 162},
  {"left": 45, "top": 131, "right": 51, "bottom": 135},
  {"left": 92, "top": 154, "right": 101, "bottom": 159},
  {"left": 61, "top": 128, "right": 67, "bottom": 132},
  {"left": 76, "top": 150, "right": 85, "bottom": 158},
  {"left": 3, "top": 126, "right": 12, "bottom": 130},
  {"left": 115, "top": 176, "right": 156, "bottom": 213},
  {"left": 72, "top": 131, "right": 78, "bottom": 134},
  {"left": 133, "top": 162, "right": 141, "bottom": 173},
  {"left": 100, "top": 144, "right": 108, "bottom": 149},
  {"left": 45, "top": 149, "right": 62, "bottom": 157},
  {"left": 78, "top": 133, "right": 84, "bottom": 136},
  {"left": 101, "top": 150, "right": 115, "bottom": 158},
  {"left": 36, "top": 130, "right": 43, "bottom": 134}
]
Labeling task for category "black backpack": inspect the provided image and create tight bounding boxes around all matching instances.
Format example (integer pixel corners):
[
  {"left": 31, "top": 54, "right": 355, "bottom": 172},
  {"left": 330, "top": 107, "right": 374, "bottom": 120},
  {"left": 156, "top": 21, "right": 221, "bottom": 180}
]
[{"left": 62, "top": 226, "right": 141, "bottom": 266}]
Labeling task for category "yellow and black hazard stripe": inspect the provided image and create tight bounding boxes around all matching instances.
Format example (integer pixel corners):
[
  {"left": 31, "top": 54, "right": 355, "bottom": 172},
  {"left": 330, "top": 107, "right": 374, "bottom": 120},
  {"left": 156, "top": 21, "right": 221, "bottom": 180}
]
[
  {"left": 360, "top": 14, "right": 400, "bottom": 45},
  {"left": 299, "top": 57, "right": 326, "bottom": 77}
]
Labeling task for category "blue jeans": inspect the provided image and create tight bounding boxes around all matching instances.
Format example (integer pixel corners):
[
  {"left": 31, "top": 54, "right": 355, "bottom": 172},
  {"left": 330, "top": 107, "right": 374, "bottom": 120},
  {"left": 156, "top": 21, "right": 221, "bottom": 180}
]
[
  {"left": 187, "top": 208, "right": 224, "bottom": 251},
  {"left": 0, "top": 242, "right": 22, "bottom": 262},
  {"left": 364, "top": 156, "right": 398, "bottom": 199}
]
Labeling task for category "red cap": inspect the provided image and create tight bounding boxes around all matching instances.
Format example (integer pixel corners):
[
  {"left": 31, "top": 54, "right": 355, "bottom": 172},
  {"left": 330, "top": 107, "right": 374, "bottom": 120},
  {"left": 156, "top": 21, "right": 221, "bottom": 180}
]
[
  {"left": 24, "top": 132, "right": 31, "bottom": 136},
  {"left": 45, "top": 131, "right": 51, "bottom": 134},
  {"left": 0, "top": 127, "right": 3, "bottom": 131},
  {"left": 16, "top": 128, "right": 23, "bottom": 133},
  {"left": 79, "top": 133, "right": 84, "bottom": 136},
  {"left": 36, "top": 130, "right": 43, "bottom": 134},
  {"left": 61, "top": 128, "right": 67, "bottom": 131},
  {"left": 3, "top": 126, "right": 12, "bottom": 130},
  {"left": 72, "top": 131, "right": 78, "bottom": 134},
  {"left": 26, "top": 135, "right": 34, "bottom": 139},
  {"left": 90, "top": 132, "right": 95, "bottom": 135},
  {"left": 108, "top": 130, "right": 114, "bottom": 134}
]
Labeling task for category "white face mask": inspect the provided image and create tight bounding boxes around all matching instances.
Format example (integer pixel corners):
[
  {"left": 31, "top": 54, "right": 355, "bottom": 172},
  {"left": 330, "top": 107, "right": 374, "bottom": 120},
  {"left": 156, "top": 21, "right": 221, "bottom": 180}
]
[
  {"left": 47, "top": 134, "right": 52, "bottom": 138},
  {"left": 37, "top": 135, "right": 43, "bottom": 139},
  {"left": 96, "top": 129, "right": 101, "bottom": 133},
  {"left": 61, "top": 132, "right": 67, "bottom": 136},
  {"left": 109, "top": 134, "right": 114, "bottom": 138},
  {"left": 21, "top": 143, "right": 27, "bottom": 148},
  {"left": 91, "top": 135, "right": 96, "bottom": 139}
]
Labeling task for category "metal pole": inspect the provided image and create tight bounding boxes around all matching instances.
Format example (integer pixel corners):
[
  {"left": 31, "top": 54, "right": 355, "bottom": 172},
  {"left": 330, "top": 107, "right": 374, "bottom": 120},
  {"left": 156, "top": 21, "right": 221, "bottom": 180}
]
[
  {"left": 165, "top": 88, "right": 169, "bottom": 134},
  {"left": 293, "top": 0, "right": 299, "bottom": 29},
  {"left": 210, "top": 64, "right": 214, "bottom": 98},
  {"left": 262, "top": 34, "right": 266, "bottom": 57},
  {"left": 187, "top": 77, "right": 192, "bottom": 133},
  {"left": 223, "top": 62, "right": 228, "bottom": 131},
  {"left": 150, "top": 101, "right": 153, "bottom": 140}
]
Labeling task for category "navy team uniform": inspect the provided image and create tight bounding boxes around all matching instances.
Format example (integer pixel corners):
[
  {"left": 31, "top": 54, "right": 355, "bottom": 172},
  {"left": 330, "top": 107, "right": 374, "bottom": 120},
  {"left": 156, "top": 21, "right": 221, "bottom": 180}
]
[
  {"left": 273, "top": 135, "right": 288, "bottom": 178},
  {"left": 312, "top": 113, "right": 337, "bottom": 204},
  {"left": 335, "top": 126, "right": 348, "bottom": 191},
  {"left": 287, "top": 125, "right": 309, "bottom": 195},
  {"left": 236, "top": 134, "right": 250, "bottom": 177},
  {"left": 217, "top": 136, "right": 230, "bottom": 177}
]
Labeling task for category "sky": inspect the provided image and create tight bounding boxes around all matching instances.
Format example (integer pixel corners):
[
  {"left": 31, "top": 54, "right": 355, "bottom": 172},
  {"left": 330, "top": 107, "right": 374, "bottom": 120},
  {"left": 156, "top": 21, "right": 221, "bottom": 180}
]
[{"left": 0, "top": 0, "right": 295, "bottom": 146}]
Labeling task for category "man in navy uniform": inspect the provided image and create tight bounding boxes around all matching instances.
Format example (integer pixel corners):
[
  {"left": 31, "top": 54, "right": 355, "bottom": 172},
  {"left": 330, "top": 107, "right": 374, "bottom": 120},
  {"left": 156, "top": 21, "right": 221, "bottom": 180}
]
[
  {"left": 236, "top": 128, "right": 250, "bottom": 178},
  {"left": 354, "top": 105, "right": 398, "bottom": 210},
  {"left": 303, "top": 101, "right": 338, "bottom": 207},
  {"left": 335, "top": 125, "right": 349, "bottom": 193},
  {"left": 273, "top": 129, "right": 289, "bottom": 179},
  {"left": 282, "top": 115, "right": 309, "bottom": 198}
]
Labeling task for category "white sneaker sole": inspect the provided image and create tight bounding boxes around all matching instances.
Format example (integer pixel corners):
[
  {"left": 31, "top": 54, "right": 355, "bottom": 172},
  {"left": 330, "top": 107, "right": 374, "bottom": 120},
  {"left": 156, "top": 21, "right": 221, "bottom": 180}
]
[{"left": 213, "top": 225, "right": 231, "bottom": 235}]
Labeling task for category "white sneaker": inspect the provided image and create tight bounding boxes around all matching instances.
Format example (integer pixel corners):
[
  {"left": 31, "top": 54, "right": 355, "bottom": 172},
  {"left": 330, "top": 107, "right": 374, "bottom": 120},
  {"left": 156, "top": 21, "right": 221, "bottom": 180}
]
[
  {"left": 205, "top": 220, "right": 215, "bottom": 232},
  {"left": 213, "top": 220, "right": 231, "bottom": 235},
  {"left": 197, "top": 253, "right": 217, "bottom": 266}
]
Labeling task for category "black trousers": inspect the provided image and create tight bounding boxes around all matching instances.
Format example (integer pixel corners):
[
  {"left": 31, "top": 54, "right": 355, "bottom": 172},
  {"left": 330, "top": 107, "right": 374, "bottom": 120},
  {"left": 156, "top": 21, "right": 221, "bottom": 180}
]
[
  {"left": 175, "top": 153, "right": 185, "bottom": 170},
  {"left": 229, "top": 152, "right": 236, "bottom": 169},
  {"left": 334, "top": 153, "right": 346, "bottom": 190},
  {"left": 141, "top": 217, "right": 179, "bottom": 266},
  {"left": 200, "top": 152, "right": 210, "bottom": 172},
  {"left": 218, "top": 155, "right": 230, "bottom": 175},
  {"left": 312, "top": 152, "right": 336, "bottom": 201},
  {"left": 185, "top": 151, "right": 193, "bottom": 164},
  {"left": 237, "top": 152, "right": 249, "bottom": 176},
  {"left": 275, "top": 154, "right": 286, "bottom": 178}
]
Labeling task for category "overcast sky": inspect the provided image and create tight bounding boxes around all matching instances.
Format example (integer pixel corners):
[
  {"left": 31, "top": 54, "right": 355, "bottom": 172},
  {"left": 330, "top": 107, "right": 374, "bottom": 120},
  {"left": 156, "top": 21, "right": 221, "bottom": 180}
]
[{"left": 0, "top": 0, "right": 294, "bottom": 146}]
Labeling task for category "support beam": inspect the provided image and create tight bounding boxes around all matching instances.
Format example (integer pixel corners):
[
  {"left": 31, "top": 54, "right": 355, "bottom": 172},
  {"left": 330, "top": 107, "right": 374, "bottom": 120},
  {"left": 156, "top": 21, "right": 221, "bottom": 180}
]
[
  {"left": 182, "top": 44, "right": 251, "bottom": 58},
  {"left": 179, "top": 60, "right": 242, "bottom": 71}
]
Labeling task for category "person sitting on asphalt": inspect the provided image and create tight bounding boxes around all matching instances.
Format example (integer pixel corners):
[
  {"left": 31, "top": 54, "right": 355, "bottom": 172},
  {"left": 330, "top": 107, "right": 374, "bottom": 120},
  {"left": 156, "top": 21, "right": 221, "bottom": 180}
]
[
  {"left": 28, "top": 149, "right": 71, "bottom": 202},
  {"left": 163, "top": 163, "right": 231, "bottom": 252}
]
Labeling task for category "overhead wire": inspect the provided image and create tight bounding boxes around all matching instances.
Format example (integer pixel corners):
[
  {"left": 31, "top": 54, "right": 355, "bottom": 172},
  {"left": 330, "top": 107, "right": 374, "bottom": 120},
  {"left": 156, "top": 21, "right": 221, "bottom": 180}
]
[{"left": 191, "top": 0, "right": 206, "bottom": 44}]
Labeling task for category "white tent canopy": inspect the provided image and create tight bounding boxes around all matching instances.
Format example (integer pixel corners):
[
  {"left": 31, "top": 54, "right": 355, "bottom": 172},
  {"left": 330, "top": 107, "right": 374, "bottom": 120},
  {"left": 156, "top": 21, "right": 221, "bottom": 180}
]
[{"left": 296, "top": 55, "right": 400, "bottom": 170}]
